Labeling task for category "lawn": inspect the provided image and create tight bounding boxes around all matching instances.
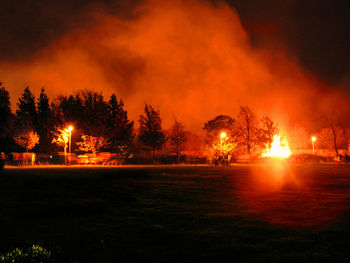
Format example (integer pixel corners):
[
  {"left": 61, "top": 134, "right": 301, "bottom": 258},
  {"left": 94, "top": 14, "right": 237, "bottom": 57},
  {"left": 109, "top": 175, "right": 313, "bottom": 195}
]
[{"left": 1, "top": 164, "right": 350, "bottom": 262}]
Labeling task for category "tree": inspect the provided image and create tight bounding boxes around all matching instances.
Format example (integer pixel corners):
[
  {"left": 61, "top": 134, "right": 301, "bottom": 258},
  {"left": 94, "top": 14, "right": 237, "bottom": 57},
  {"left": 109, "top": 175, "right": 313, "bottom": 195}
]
[
  {"left": 51, "top": 94, "right": 82, "bottom": 127},
  {"left": 37, "top": 88, "right": 52, "bottom": 152},
  {"left": 76, "top": 90, "right": 108, "bottom": 137},
  {"left": 210, "top": 135, "right": 238, "bottom": 165},
  {"left": 203, "top": 115, "right": 235, "bottom": 144},
  {"left": 203, "top": 115, "right": 238, "bottom": 163},
  {"left": 14, "top": 131, "right": 39, "bottom": 152},
  {"left": 235, "top": 106, "right": 259, "bottom": 155},
  {"left": 77, "top": 135, "right": 109, "bottom": 155},
  {"left": 16, "top": 87, "right": 37, "bottom": 131},
  {"left": 138, "top": 104, "right": 166, "bottom": 163},
  {"left": 51, "top": 90, "right": 111, "bottom": 154},
  {"left": 0, "top": 83, "right": 15, "bottom": 152},
  {"left": 51, "top": 90, "right": 108, "bottom": 136},
  {"left": 168, "top": 117, "right": 187, "bottom": 163},
  {"left": 51, "top": 127, "right": 70, "bottom": 154},
  {"left": 0, "top": 83, "right": 11, "bottom": 137},
  {"left": 318, "top": 127, "right": 347, "bottom": 155},
  {"left": 320, "top": 116, "right": 347, "bottom": 156},
  {"left": 258, "top": 116, "right": 279, "bottom": 151},
  {"left": 107, "top": 94, "right": 134, "bottom": 152}
]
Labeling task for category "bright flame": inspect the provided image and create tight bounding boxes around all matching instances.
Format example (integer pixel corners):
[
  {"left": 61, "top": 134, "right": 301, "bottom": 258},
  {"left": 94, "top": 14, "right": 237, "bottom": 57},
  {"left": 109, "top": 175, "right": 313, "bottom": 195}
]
[
  {"left": 68, "top": 125, "right": 74, "bottom": 131},
  {"left": 262, "top": 135, "right": 291, "bottom": 158},
  {"left": 312, "top": 136, "right": 316, "bottom": 142}
]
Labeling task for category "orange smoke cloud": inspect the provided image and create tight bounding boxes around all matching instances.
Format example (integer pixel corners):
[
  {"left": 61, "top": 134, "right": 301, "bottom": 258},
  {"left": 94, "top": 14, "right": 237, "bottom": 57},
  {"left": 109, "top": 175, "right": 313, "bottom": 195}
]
[{"left": 0, "top": 0, "right": 348, "bottom": 131}]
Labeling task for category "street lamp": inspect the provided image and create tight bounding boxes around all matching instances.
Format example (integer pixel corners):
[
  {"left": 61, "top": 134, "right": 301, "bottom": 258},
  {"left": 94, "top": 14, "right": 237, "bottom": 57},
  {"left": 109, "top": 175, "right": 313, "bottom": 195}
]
[
  {"left": 68, "top": 125, "right": 73, "bottom": 164},
  {"left": 312, "top": 136, "right": 316, "bottom": 155},
  {"left": 220, "top": 131, "right": 227, "bottom": 144}
]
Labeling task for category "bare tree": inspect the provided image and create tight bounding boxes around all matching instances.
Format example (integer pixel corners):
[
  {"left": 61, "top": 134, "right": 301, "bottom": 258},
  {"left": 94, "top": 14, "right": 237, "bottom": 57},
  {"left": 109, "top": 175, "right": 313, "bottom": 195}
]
[
  {"left": 322, "top": 116, "right": 347, "bottom": 157},
  {"left": 235, "top": 106, "right": 259, "bottom": 155},
  {"left": 168, "top": 117, "right": 187, "bottom": 163}
]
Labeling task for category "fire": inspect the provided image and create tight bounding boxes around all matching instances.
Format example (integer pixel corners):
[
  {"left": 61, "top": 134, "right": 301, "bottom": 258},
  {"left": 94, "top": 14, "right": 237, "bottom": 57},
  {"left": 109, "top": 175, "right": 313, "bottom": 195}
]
[{"left": 262, "top": 135, "right": 291, "bottom": 158}]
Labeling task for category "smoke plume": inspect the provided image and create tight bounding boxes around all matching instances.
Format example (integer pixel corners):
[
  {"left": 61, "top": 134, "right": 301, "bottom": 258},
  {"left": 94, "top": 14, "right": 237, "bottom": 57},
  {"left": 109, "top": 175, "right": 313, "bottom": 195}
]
[{"left": 0, "top": 0, "right": 348, "bottom": 132}]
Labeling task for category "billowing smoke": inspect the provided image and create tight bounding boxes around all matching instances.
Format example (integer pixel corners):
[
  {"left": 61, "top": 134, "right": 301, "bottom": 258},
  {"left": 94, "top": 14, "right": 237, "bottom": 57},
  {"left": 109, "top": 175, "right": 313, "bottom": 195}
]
[{"left": 0, "top": 0, "right": 348, "bottom": 132}]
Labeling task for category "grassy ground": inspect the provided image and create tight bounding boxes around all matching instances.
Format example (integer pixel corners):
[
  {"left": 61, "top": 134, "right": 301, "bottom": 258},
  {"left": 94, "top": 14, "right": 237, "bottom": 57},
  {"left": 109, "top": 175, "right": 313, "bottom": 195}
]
[{"left": 1, "top": 164, "right": 350, "bottom": 262}]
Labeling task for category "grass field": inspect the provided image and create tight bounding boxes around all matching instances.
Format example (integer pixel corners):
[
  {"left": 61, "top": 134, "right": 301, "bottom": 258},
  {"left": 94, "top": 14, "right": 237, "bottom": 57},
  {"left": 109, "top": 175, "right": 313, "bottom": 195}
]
[{"left": 1, "top": 164, "right": 350, "bottom": 262}]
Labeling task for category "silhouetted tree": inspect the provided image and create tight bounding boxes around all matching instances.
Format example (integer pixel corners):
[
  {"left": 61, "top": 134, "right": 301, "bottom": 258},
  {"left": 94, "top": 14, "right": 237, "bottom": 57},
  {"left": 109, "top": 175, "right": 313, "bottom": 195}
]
[
  {"left": 318, "top": 117, "right": 348, "bottom": 156},
  {"left": 51, "top": 93, "right": 85, "bottom": 132},
  {"left": 51, "top": 90, "right": 110, "bottom": 153},
  {"left": 36, "top": 88, "right": 53, "bottom": 152},
  {"left": 16, "top": 87, "right": 37, "bottom": 132},
  {"left": 107, "top": 94, "right": 134, "bottom": 152},
  {"left": 203, "top": 115, "right": 235, "bottom": 144},
  {"left": 0, "top": 83, "right": 15, "bottom": 152},
  {"left": 138, "top": 104, "right": 166, "bottom": 163},
  {"left": 235, "top": 106, "right": 259, "bottom": 154},
  {"left": 75, "top": 90, "right": 108, "bottom": 137},
  {"left": 168, "top": 117, "right": 187, "bottom": 163}
]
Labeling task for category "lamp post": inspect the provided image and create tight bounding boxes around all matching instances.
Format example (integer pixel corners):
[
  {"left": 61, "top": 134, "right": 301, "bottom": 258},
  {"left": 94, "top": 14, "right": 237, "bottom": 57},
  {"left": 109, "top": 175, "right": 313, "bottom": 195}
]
[
  {"left": 312, "top": 136, "right": 316, "bottom": 155},
  {"left": 220, "top": 131, "right": 227, "bottom": 145},
  {"left": 68, "top": 125, "right": 73, "bottom": 164},
  {"left": 219, "top": 132, "right": 227, "bottom": 166}
]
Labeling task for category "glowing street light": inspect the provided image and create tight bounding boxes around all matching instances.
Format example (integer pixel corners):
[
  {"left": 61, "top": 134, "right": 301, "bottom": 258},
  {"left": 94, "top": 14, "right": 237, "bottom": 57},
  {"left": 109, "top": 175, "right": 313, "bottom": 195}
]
[
  {"left": 312, "top": 136, "right": 316, "bottom": 155},
  {"left": 220, "top": 131, "right": 227, "bottom": 144}
]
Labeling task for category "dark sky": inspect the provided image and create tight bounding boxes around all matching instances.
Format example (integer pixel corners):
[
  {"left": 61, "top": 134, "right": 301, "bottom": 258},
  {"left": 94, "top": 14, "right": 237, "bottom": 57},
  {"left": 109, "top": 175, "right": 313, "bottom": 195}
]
[
  {"left": 1, "top": 0, "right": 349, "bottom": 86},
  {"left": 227, "top": 0, "right": 350, "bottom": 85}
]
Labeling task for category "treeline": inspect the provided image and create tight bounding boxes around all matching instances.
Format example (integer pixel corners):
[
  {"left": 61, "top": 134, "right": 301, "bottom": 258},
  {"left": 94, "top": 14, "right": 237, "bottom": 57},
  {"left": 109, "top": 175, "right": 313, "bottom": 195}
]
[
  {"left": 1, "top": 82, "right": 349, "bottom": 163},
  {"left": 203, "top": 107, "right": 278, "bottom": 157},
  {"left": 0, "top": 84, "right": 189, "bottom": 163},
  {"left": 0, "top": 83, "right": 281, "bottom": 163},
  {"left": 0, "top": 86, "right": 134, "bottom": 152}
]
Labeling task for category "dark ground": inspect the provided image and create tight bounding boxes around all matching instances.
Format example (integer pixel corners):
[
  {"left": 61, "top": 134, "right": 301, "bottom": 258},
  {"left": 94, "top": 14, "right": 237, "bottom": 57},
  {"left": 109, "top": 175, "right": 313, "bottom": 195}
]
[{"left": 1, "top": 164, "right": 350, "bottom": 262}]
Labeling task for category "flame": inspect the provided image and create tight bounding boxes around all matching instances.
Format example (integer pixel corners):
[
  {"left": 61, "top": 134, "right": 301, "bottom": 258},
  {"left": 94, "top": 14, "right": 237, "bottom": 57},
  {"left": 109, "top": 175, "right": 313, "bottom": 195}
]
[{"left": 262, "top": 135, "right": 291, "bottom": 158}]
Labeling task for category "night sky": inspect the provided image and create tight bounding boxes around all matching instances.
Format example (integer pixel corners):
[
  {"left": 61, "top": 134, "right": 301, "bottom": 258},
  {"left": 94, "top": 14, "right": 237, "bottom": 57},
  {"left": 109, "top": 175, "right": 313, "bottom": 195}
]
[{"left": 227, "top": 0, "right": 350, "bottom": 87}]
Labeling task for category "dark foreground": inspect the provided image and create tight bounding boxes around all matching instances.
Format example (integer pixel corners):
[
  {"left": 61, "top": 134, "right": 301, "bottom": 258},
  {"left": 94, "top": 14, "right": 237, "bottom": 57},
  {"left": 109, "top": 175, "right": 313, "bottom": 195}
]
[{"left": 1, "top": 164, "right": 350, "bottom": 262}]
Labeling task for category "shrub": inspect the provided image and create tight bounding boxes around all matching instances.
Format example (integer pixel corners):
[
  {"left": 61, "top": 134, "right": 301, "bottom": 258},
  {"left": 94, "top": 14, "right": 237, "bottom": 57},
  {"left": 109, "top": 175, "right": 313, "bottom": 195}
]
[{"left": 0, "top": 245, "right": 51, "bottom": 263}]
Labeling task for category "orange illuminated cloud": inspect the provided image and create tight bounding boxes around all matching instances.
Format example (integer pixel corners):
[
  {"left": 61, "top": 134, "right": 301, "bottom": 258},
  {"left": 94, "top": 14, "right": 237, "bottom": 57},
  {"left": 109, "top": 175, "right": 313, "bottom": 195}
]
[{"left": 0, "top": 0, "right": 348, "bottom": 132}]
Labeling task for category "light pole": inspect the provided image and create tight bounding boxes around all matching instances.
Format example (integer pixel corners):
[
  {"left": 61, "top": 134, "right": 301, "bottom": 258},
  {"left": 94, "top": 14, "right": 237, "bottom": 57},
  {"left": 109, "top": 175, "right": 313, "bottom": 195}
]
[
  {"left": 68, "top": 125, "right": 73, "bottom": 164},
  {"left": 312, "top": 136, "right": 316, "bottom": 155},
  {"left": 219, "top": 131, "right": 227, "bottom": 165},
  {"left": 220, "top": 131, "right": 227, "bottom": 145}
]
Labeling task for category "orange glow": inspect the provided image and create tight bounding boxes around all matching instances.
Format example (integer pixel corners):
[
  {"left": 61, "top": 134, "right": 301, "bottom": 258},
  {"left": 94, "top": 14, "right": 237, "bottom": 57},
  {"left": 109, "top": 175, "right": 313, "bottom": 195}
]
[
  {"left": 312, "top": 136, "right": 316, "bottom": 142},
  {"left": 68, "top": 125, "right": 74, "bottom": 131},
  {"left": 262, "top": 135, "right": 291, "bottom": 158},
  {"left": 231, "top": 164, "right": 347, "bottom": 227},
  {"left": 1, "top": 0, "right": 350, "bottom": 131}
]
